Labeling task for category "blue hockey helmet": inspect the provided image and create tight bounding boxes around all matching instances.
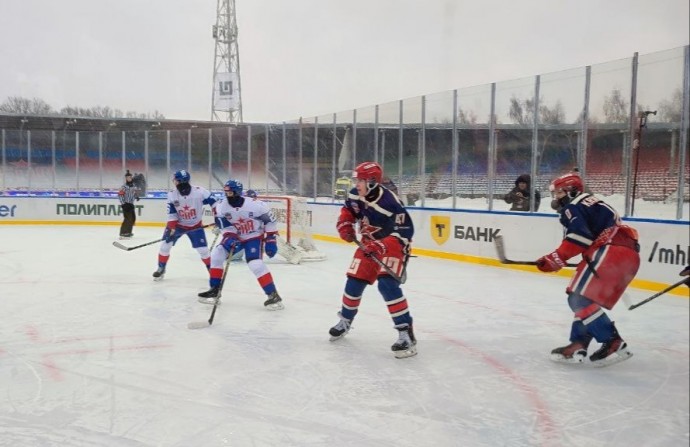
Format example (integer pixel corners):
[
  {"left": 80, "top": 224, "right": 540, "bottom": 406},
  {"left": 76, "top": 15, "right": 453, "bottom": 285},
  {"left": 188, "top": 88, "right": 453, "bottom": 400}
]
[
  {"left": 245, "top": 189, "right": 257, "bottom": 199},
  {"left": 173, "top": 169, "right": 191, "bottom": 183},
  {"left": 224, "top": 179, "right": 243, "bottom": 196}
]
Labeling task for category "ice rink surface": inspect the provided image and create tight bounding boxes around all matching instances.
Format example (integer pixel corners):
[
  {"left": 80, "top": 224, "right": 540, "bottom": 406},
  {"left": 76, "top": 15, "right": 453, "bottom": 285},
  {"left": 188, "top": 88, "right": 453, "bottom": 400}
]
[{"left": 0, "top": 226, "right": 688, "bottom": 447}]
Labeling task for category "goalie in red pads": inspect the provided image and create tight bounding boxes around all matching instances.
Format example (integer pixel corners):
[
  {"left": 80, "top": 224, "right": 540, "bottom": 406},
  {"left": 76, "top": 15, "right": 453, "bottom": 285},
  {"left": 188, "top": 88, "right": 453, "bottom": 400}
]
[
  {"left": 329, "top": 162, "right": 417, "bottom": 359},
  {"left": 538, "top": 173, "right": 640, "bottom": 366}
]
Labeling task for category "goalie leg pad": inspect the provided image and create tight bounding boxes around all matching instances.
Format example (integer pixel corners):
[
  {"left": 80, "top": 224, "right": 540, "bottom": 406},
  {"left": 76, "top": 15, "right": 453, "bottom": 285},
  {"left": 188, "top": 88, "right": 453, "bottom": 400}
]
[{"left": 276, "top": 237, "right": 303, "bottom": 264}]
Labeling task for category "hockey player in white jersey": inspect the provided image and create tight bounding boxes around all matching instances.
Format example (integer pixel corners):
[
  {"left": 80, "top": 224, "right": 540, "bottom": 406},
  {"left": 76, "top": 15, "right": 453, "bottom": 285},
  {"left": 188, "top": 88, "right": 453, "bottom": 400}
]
[
  {"left": 152, "top": 170, "right": 217, "bottom": 280},
  {"left": 198, "top": 179, "right": 284, "bottom": 310}
]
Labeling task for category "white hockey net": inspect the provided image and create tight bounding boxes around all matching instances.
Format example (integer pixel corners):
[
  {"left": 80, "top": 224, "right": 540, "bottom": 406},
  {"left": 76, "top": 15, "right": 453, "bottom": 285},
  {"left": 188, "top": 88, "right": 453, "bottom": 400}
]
[{"left": 260, "top": 195, "right": 327, "bottom": 262}]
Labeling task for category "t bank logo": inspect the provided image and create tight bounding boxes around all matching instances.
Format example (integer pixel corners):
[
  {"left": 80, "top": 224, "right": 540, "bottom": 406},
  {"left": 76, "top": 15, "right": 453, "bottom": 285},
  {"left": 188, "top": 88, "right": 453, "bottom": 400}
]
[
  {"left": 430, "top": 215, "right": 502, "bottom": 245},
  {"left": 430, "top": 215, "right": 450, "bottom": 245},
  {"left": 0, "top": 204, "right": 17, "bottom": 217}
]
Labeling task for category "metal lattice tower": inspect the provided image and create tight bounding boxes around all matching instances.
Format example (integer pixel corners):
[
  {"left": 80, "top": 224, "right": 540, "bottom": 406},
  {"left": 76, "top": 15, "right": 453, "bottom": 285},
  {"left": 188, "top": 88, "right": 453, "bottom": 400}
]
[{"left": 211, "top": 0, "right": 242, "bottom": 123}]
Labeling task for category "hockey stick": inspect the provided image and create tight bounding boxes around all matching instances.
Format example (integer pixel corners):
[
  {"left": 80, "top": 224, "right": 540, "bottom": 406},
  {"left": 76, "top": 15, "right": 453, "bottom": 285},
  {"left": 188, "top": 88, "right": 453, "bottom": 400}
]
[
  {"left": 209, "top": 228, "right": 220, "bottom": 251},
  {"left": 188, "top": 248, "right": 235, "bottom": 330},
  {"left": 494, "top": 235, "right": 578, "bottom": 267},
  {"left": 354, "top": 239, "right": 406, "bottom": 284},
  {"left": 112, "top": 223, "right": 214, "bottom": 251},
  {"left": 628, "top": 278, "right": 688, "bottom": 310}
]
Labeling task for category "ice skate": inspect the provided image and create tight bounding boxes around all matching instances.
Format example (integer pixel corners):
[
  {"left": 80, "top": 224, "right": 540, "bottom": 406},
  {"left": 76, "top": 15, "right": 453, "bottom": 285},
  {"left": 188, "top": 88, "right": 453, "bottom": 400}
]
[
  {"left": 152, "top": 266, "right": 166, "bottom": 281},
  {"left": 119, "top": 234, "right": 132, "bottom": 240},
  {"left": 550, "top": 342, "right": 588, "bottom": 364},
  {"left": 197, "top": 286, "right": 221, "bottom": 305},
  {"left": 263, "top": 291, "right": 284, "bottom": 310},
  {"left": 329, "top": 313, "right": 351, "bottom": 341},
  {"left": 392, "top": 324, "right": 417, "bottom": 359},
  {"left": 589, "top": 325, "right": 632, "bottom": 367}
]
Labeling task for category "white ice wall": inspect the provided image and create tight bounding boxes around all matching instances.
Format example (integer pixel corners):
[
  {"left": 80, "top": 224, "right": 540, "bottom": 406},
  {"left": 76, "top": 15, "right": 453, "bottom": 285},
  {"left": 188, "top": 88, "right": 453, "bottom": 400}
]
[{"left": 1, "top": 197, "right": 688, "bottom": 292}]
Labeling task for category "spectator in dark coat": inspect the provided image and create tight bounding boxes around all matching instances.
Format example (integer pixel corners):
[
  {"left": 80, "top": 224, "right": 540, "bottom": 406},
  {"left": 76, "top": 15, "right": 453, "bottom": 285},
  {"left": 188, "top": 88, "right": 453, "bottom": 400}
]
[{"left": 504, "top": 174, "right": 541, "bottom": 212}]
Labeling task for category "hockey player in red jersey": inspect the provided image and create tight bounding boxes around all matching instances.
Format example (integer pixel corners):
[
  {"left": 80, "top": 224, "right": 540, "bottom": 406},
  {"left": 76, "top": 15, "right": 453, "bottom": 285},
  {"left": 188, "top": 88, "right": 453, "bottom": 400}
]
[
  {"left": 329, "top": 161, "right": 417, "bottom": 358},
  {"left": 537, "top": 173, "right": 640, "bottom": 366}
]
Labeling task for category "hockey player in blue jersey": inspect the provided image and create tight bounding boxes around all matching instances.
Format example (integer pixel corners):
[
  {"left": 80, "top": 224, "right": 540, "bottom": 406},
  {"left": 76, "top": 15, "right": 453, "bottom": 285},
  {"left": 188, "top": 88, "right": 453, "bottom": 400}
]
[
  {"left": 329, "top": 161, "right": 417, "bottom": 358},
  {"left": 538, "top": 173, "right": 640, "bottom": 366}
]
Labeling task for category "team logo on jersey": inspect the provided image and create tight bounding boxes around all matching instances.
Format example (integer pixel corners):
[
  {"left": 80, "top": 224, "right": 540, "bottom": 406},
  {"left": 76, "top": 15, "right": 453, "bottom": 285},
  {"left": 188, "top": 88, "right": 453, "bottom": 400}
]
[{"left": 430, "top": 215, "right": 450, "bottom": 245}]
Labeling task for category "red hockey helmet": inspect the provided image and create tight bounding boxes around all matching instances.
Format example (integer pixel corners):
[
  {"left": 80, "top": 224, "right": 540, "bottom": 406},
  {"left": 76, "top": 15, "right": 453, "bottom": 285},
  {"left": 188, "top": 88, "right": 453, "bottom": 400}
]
[
  {"left": 353, "top": 162, "right": 383, "bottom": 185},
  {"left": 549, "top": 173, "right": 584, "bottom": 196}
]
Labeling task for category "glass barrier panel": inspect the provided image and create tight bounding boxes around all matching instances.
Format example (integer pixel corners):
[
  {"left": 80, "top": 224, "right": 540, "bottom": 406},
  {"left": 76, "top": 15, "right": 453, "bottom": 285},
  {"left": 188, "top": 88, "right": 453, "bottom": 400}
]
[
  {"left": 586, "top": 56, "right": 632, "bottom": 215},
  {"left": 355, "top": 105, "right": 377, "bottom": 166},
  {"left": 146, "top": 130, "right": 168, "bottom": 192},
  {"left": 424, "top": 90, "right": 454, "bottom": 208},
  {"left": 125, "top": 131, "right": 146, "bottom": 195},
  {"left": 633, "top": 47, "right": 686, "bottom": 218},
  {"left": 493, "top": 77, "right": 536, "bottom": 212},
  {"left": 103, "top": 131, "right": 124, "bottom": 190},
  {"left": 55, "top": 130, "right": 78, "bottom": 192},
  {"left": 5, "top": 130, "right": 30, "bottom": 190},
  {"left": 335, "top": 110, "right": 353, "bottom": 176},
  {"left": 267, "top": 124, "right": 286, "bottom": 195},
  {"left": 377, "top": 100, "right": 402, "bottom": 201},
  {"left": 537, "top": 67, "right": 587, "bottom": 213},
  {"left": 456, "top": 84, "right": 493, "bottom": 210},
  {"left": 315, "top": 114, "right": 338, "bottom": 201},
  {"left": 211, "top": 127, "right": 230, "bottom": 193},
  {"left": 77, "top": 131, "right": 101, "bottom": 190},
  {"left": 402, "top": 96, "right": 423, "bottom": 205},
  {"left": 169, "top": 129, "right": 191, "bottom": 184},
  {"left": 30, "top": 130, "right": 55, "bottom": 191},
  {"left": 189, "top": 128, "right": 211, "bottom": 190},
  {"left": 301, "top": 121, "right": 316, "bottom": 198}
]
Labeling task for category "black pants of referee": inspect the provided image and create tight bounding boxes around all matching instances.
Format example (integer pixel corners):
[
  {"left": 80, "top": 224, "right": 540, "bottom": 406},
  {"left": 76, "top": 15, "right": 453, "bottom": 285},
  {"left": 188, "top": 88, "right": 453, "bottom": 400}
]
[{"left": 120, "top": 203, "right": 136, "bottom": 236}]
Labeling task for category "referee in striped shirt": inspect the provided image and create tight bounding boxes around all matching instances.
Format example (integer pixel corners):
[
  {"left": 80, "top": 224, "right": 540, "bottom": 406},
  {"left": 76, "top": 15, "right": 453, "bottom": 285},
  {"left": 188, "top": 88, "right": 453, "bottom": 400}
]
[{"left": 118, "top": 170, "right": 140, "bottom": 239}]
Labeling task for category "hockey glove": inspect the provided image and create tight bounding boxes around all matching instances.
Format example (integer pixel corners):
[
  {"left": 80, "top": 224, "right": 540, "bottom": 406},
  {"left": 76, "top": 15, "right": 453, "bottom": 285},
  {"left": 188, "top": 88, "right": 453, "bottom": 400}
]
[
  {"left": 337, "top": 208, "right": 356, "bottom": 243},
  {"left": 362, "top": 239, "right": 386, "bottom": 259},
  {"left": 337, "top": 220, "right": 355, "bottom": 243},
  {"left": 212, "top": 217, "right": 223, "bottom": 235},
  {"left": 536, "top": 251, "right": 566, "bottom": 273},
  {"left": 162, "top": 227, "right": 176, "bottom": 243},
  {"left": 221, "top": 233, "right": 240, "bottom": 254},
  {"left": 264, "top": 233, "right": 278, "bottom": 258}
]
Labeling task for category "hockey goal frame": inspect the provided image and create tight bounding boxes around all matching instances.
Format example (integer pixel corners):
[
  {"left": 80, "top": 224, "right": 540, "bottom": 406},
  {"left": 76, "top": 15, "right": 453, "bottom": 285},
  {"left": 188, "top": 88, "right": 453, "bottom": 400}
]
[{"left": 259, "top": 195, "right": 326, "bottom": 262}]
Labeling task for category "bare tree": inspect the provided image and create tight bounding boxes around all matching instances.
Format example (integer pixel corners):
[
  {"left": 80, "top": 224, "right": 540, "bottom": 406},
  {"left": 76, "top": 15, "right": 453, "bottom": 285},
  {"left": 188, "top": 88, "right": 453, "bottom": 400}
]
[
  {"left": 603, "top": 88, "right": 629, "bottom": 123},
  {"left": 509, "top": 97, "right": 535, "bottom": 125},
  {"left": 540, "top": 100, "right": 565, "bottom": 125},
  {"left": 1, "top": 95, "right": 165, "bottom": 120},
  {"left": 457, "top": 107, "right": 478, "bottom": 125},
  {"left": 0, "top": 96, "right": 54, "bottom": 114},
  {"left": 508, "top": 96, "right": 565, "bottom": 125},
  {"left": 658, "top": 88, "right": 683, "bottom": 123}
]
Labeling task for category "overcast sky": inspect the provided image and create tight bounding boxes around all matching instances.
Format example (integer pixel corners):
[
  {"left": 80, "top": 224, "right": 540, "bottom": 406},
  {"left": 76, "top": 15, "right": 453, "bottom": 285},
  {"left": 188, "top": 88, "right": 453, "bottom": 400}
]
[{"left": 0, "top": 0, "right": 687, "bottom": 123}]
